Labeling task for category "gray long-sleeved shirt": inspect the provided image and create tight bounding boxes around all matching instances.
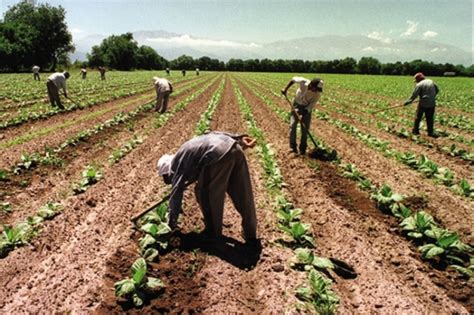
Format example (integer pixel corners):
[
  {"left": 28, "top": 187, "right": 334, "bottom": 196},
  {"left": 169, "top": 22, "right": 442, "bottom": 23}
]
[
  {"left": 167, "top": 131, "right": 244, "bottom": 227},
  {"left": 405, "top": 79, "right": 439, "bottom": 108}
]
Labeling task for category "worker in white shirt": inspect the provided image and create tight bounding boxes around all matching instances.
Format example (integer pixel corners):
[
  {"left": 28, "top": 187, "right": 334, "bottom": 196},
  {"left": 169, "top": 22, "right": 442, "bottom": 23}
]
[
  {"left": 46, "top": 71, "right": 70, "bottom": 109},
  {"left": 281, "top": 77, "right": 324, "bottom": 155},
  {"left": 32, "top": 65, "right": 40, "bottom": 81},
  {"left": 153, "top": 77, "right": 173, "bottom": 113}
]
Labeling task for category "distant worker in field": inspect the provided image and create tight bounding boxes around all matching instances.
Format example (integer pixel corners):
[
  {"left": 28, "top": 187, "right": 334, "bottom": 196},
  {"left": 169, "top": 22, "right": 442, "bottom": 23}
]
[
  {"left": 181, "top": 69, "right": 186, "bottom": 77},
  {"left": 196, "top": 68, "right": 200, "bottom": 76},
  {"left": 281, "top": 77, "right": 324, "bottom": 155},
  {"left": 157, "top": 131, "right": 258, "bottom": 243},
  {"left": 404, "top": 72, "right": 440, "bottom": 137},
  {"left": 46, "top": 71, "right": 70, "bottom": 109},
  {"left": 80, "top": 68, "right": 87, "bottom": 79},
  {"left": 166, "top": 67, "right": 170, "bottom": 76},
  {"left": 98, "top": 66, "right": 106, "bottom": 80},
  {"left": 32, "top": 65, "right": 40, "bottom": 81},
  {"left": 153, "top": 76, "right": 173, "bottom": 113}
]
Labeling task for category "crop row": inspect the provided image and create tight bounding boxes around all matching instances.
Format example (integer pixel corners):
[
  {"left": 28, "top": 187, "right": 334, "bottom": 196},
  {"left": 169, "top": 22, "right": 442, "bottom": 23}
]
[
  {"left": 0, "top": 75, "right": 222, "bottom": 260},
  {"left": 240, "top": 76, "right": 473, "bottom": 199},
  {"left": 115, "top": 76, "right": 226, "bottom": 307},
  {"left": 234, "top": 79, "right": 339, "bottom": 313},
  {"left": 236, "top": 77, "right": 473, "bottom": 280},
  {"left": 0, "top": 74, "right": 204, "bottom": 130}
]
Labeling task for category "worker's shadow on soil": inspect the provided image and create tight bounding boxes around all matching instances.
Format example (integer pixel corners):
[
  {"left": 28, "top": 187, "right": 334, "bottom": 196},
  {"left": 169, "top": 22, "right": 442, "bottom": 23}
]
[{"left": 175, "top": 231, "right": 262, "bottom": 270}]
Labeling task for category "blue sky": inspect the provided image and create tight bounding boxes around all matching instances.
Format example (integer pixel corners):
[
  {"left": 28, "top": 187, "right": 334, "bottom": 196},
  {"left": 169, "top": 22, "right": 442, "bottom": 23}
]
[{"left": 1, "top": 0, "right": 472, "bottom": 51}]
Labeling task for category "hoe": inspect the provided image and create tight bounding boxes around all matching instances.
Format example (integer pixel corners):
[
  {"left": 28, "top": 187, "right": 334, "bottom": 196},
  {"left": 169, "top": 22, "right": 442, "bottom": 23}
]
[
  {"left": 283, "top": 95, "right": 337, "bottom": 160},
  {"left": 130, "top": 193, "right": 171, "bottom": 227},
  {"left": 370, "top": 103, "right": 406, "bottom": 115}
]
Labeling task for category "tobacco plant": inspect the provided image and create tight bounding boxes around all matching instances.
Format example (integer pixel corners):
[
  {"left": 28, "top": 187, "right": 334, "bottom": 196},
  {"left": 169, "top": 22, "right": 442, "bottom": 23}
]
[
  {"left": 73, "top": 165, "right": 103, "bottom": 194},
  {"left": 399, "top": 211, "right": 435, "bottom": 239},
  {"left": 296, "top": 269, "right": 339, "bottom": 315},
  {"left": 114, "top": 257, "right": 165, "bottom": 307}
]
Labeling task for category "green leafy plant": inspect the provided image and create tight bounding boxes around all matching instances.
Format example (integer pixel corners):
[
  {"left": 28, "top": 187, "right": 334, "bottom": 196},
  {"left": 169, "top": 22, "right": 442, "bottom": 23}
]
[
  {"left": 1, "top": 202, "right": 12, "bottom": 213},
  {"left": 434, "top": 167, "right": 455, "bottom": 186},
  {"left": 0, "top": 169, "right": 8, "bottom": 181},
  {"left": 114, "top": 257, "right": 165, "bottom": 307},
  {"left": 291, "top": 248, "right": 335, "bottom": 271},
  {"left": 296, "top": 269, "right": 339, "bottom": 315},
  {"left": 419, "top": 226, "right": 473, "bottom": 262},
  {"left": 37, "top": 202, "right": 63, "bottom": 219},
  {"left": 73, "top": 165, "right": 103, "bottom": 194},
  {"left": 139, "top": 222, "right": 172, "bottom": 261},
  {"left": 449, "top": 257, "right": 474, "bottom": 278},
  {"left": 399, "top": 211, "right": 435, "bottom": 239},
  {"left": 370, "top": 184, "right": 404, "bottom": 214},
  {"left": 279, "top": 222, "right": 315, "bottom": 248},
  {"left": 452, "top": 179, "right": 474, "bottom": 198}
]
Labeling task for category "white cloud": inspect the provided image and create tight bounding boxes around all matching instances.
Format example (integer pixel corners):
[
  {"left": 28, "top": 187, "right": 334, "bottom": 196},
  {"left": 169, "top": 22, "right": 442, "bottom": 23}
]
[
  {"left": 362, "top": 46, "right": 375, "bottom": 52},
  {"left": 70, "top": 28, "right": 84, "bottom": 35},
  {"left": 423, "top": 31, "right": 438, "bottom": 38},
  {"left": 145, "top": 34, "right": 261, "bottom": 49},
  {"left": 367, "top": 31, "right": 392, "bottom": 44},
  {"left": 401, "top": 20, "right": 419, "bottom": 36},
  {"left": 431, "top": 47, "right": 447, "bottom": 52}
]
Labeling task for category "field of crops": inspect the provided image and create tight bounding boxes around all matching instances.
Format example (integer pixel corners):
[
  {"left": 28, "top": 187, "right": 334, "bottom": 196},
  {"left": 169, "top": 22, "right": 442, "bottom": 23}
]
[{"left": 0, "top": 70, "right": 472, "bottom": 313}]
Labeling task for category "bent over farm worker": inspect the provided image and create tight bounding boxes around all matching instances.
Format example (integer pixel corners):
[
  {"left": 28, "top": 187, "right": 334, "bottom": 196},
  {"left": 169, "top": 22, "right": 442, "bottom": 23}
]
[
  {"left": 46, "top": 71, "right": 70, "bottom": 109},
  {"left": 403, "top": 72, "right": 440, "bottom": 137},
  {"left": 153, "top": 77, "right": 173, "bottom": 113},
  {"left": 281, "top": 76, "right": 323, "bottom": 155},
  {"left": 157, "top": 131, "right": 258, "bottom": 242},
  {"left": 32, "top": 65, "right": 40, "bottom": 81}
]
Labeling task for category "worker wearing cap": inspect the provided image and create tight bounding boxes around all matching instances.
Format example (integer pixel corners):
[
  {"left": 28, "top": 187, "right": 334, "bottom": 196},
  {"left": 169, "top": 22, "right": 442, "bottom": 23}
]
[
  {"left": 404, "top": 72, "right": 440, "bottom": 137},
  {"left": 46, "top": 71, "right": 70, "bottom": 109},
  {"left": 281, "top": 77, "right": 324, "bottom": 155},
  {"left": 157, "top": 131, "right": 258, "bottom": 242},
  {"left": 32, "top": 65, "right": 40, "bottom": 81},
  {"left": 153, "top": 77, "right": 173, "bottom": 113}
]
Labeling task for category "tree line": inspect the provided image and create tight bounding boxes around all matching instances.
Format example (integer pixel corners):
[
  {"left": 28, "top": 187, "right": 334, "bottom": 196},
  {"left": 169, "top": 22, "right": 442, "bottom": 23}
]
[{"left": 1, "top": 1, "right": 473, "bottom": 76}]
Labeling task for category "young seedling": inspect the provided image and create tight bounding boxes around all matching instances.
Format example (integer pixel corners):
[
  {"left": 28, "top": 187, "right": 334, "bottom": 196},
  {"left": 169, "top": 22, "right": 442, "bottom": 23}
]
[
  {"left": 296, "top": 269, "right": 339, "bottom": 315},
  {"left": 114, "top": 257, "right": 165, "bottom": 307},
  {"left": 279, "top": 222, "right": 315, "bottom": 248},
  {"left": 399, "top": 211, "right": 435, "bottom": 239},
  {"left": 420, "top": 226, "right": 473, "bottom": 263},
  {"left": 72, "top": 165, "right": 103, "bottom": 194}
]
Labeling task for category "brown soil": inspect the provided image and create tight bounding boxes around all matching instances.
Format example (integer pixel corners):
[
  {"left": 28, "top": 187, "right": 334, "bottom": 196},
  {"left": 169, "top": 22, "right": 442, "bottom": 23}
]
[
  {"left": 242, "top": 77, "right": 474, "bottom": 244},
  {"left": 236, "top": 77, "right": 473, "bottom": 313},
  {"left": 0, "top": 78, "right": 214, "bottom": 227},
  {"left": 0, "top": 73, "right": 471, "bottom": 314}
]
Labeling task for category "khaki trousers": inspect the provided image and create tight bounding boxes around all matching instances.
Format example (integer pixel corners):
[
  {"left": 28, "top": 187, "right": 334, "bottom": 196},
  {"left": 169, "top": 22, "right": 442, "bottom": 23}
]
[
  {"left": 156, "top": 91, "right": 171, "bottom": 113},
  {"left": 194, "top": 144, "right": 257, "bottom": 240}
]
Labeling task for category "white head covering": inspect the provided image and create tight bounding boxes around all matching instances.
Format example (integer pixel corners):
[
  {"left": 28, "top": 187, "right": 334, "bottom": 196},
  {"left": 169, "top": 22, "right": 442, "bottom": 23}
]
[{"left": 157, "top": 154, "right": 174, "bottom": 176}]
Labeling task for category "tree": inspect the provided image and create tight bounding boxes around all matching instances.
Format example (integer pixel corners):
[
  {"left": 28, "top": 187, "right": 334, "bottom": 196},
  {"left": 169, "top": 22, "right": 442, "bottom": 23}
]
[
  {"left": 358, "top": 57, "right": 381, "bottom": 74},
  {"left": 136, "top": 45, "right": 165, "bottom": 70},
  {"left": 87, "top": 33, "right": 138, "bottom": 70},
  {"left": 226, "top": 58, "right": 244, "bottom": 71},
  {"left": 0, "top": 0, "right": 74, "bottom": 71},
  {"left": 170, "top": 55, "right": 194, "bottom": 70}
]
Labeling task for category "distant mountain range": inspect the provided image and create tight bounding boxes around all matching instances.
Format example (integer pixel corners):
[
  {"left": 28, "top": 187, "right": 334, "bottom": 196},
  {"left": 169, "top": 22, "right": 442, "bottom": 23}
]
[{"left": 71, "top": 30, "right": 473, "bottom": 66}]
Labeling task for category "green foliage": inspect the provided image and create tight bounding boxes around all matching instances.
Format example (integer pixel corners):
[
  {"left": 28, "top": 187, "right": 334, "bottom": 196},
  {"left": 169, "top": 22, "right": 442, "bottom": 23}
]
[
  {"left": 279, "top": 222, "right": 315, "bottom": 248},
  {"left": 291, "top": 248, "right": 335, "bottom": 272},
  {"left": 73, "top": 165, "right": 103, "bottom": 194},
  {"left": 1, "top": 0, "right": 74, "bottom": 71},
  {"left": 399, "top": 211, "right": 435, "bottom": 239},
  {"left": 1, "top": 202, "right": 12, "bottom": 213},
  {"left": 296, "top": 269, "right": 339, "bottom": 315},
  {"left": 370, "top": 184, "right": 405, "bottom": 214},
  {"left": 114, "top": 257, "right": 165, "bottom": 307},
  {"left": 452, "top": 179, "right": 474, "bottom": 198}
]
